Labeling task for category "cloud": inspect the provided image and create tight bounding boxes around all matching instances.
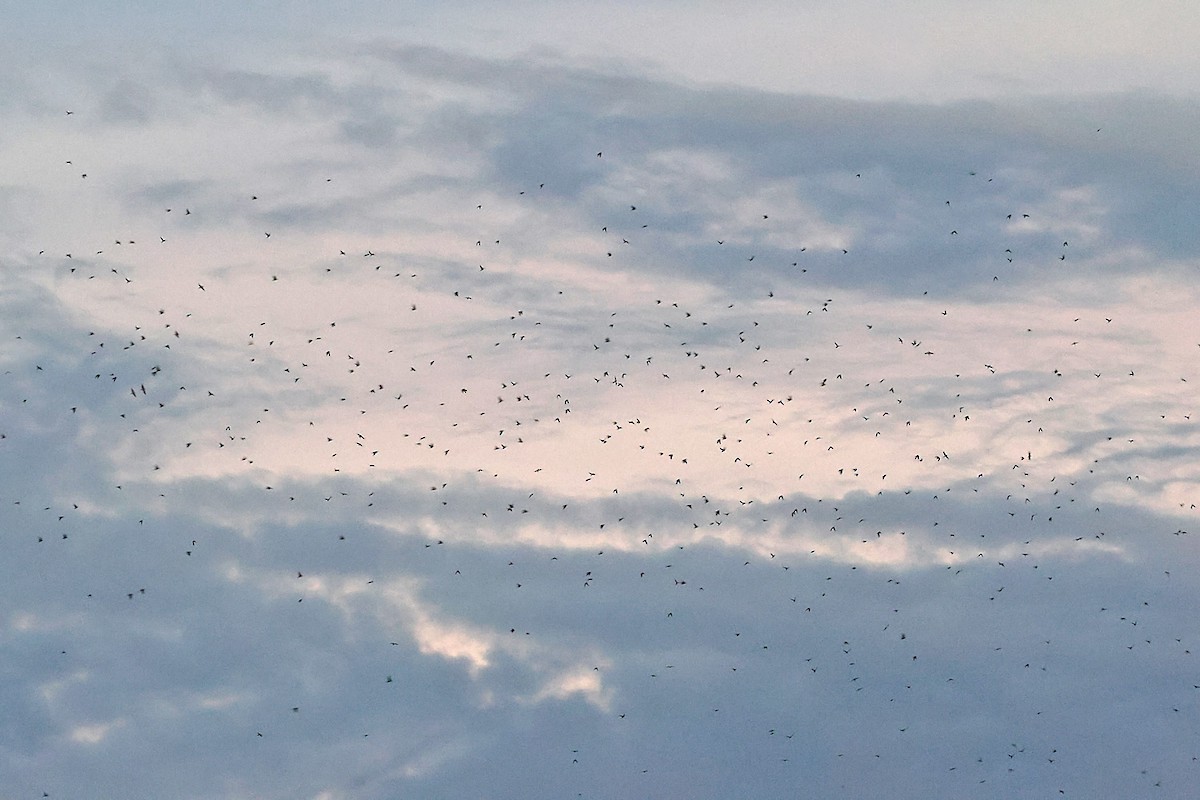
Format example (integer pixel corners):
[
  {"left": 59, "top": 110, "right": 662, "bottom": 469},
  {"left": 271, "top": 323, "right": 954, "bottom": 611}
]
[{"left": 3, "top": 25, "right": 1200, "bottom": 800}]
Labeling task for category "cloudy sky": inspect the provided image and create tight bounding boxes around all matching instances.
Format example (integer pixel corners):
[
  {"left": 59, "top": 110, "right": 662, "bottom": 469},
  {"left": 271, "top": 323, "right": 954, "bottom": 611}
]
[{"left": 3, "top": 3, "right": 1200, "bottom": 798}]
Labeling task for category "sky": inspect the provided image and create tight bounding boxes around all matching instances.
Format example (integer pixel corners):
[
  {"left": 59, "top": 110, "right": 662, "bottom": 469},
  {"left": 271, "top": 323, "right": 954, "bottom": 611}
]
[{"left": 2, "top": 3, "right": 1200, "bottom": 798}]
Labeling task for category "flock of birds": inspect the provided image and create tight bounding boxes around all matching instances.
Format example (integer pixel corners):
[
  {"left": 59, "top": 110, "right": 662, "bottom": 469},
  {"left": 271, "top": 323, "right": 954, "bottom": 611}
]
[{"left": 3, "top": 103, "right": 1198, "bottom": 799}]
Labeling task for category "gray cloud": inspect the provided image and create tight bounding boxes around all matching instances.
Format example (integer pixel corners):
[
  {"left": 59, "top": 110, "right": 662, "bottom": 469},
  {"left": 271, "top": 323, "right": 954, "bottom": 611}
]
[{"left": 3, "top": 30, "right": 1200, "bottom": 800}]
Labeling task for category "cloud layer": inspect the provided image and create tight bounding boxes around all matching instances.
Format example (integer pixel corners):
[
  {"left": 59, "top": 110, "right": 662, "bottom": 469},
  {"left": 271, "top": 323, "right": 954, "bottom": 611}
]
[{"left": 3, "top": 27, "right": 1199, "bottom": 800}]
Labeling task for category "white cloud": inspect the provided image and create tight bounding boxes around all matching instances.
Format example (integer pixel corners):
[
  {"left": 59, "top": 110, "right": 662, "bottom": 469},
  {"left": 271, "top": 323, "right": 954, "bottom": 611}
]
[{"left": 68, "top": 718, "right": 125, "bottom": 745}]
